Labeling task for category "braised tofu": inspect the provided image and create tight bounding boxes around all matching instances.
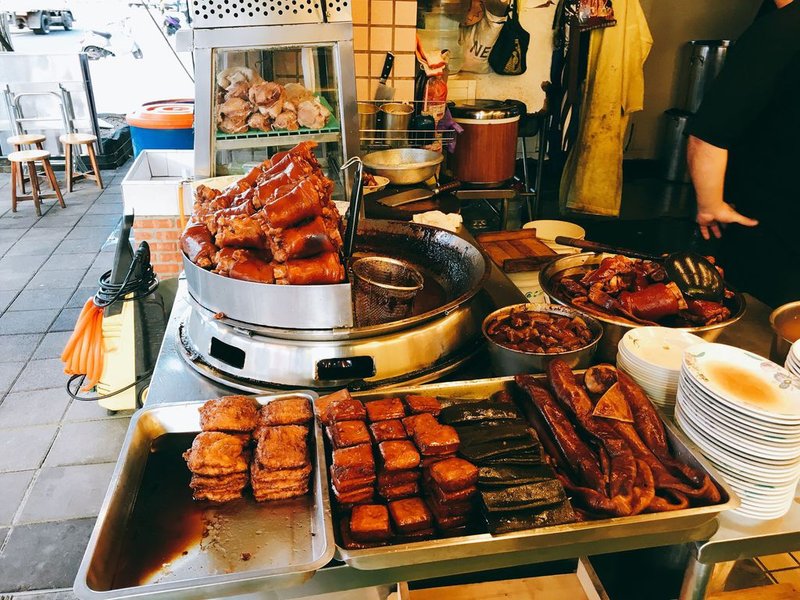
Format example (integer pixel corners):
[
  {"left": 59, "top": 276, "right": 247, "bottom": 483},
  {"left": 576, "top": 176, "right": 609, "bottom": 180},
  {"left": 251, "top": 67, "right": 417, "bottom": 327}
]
[
  {"left": 328, "top": 420, "right": 371, "bottom": 449},
  {"left": 377, "top": 469, "right": 420, "bottom": 489},
  {"left": 255, "top": 425, "right": 309, "bottom": 470},
  {"left": 316, "top": 389, "right": 352, "bottom": 425},
  {"left": 429, "top": 458, "right": 479, "bottom": 492},
  {"left": 404, "top": 395, "right": 442, "bottom": 416},
  {"left": 413, "top": 423, "right": 460, "bottom": 456},
  {"left": 260, "top": 396, "right": 313, "bottom": 427},
  {"left": 325, "top": 397, "right": 367, "bottom": 423},
  {"left": 379, "top": 440, "right": 421, "bottom": 472},
  {"left": 432, "top": 484, "right": 477, "bottom": 505},
  {"left": 420, "top": 453, "right": 456, "bottom": 468},
  {"left": 331, "top": 443, "right": 375, "bottom": 481},
  {"left": 426, "top": 493, "right": 474, "bottom": 517},
  {"left": 365, "top": 397, "right": 406, "bottom": 422},
  {"left": 378, "top": 481, "right": 420, "bottom": 501},
  {"left": 339, "top": 518, "right": 389, "bottom": 549},
  {"left": 350, "top": 504, "right": 392, "bottom": 542},
  {"left": 331, "top": 472, "right": 376, "bottom": 492},
  {"left": 401, "top": 413, "right": 438, "bottom": 437},
  {"left": 370, "top": 419, "right": 408, "bottom": 443},
  {"left": 387, "top": 497, "right": 432, "bottom": 534},
  {"left": 333, "top": 485, "right": 375, "bottom": 506}
]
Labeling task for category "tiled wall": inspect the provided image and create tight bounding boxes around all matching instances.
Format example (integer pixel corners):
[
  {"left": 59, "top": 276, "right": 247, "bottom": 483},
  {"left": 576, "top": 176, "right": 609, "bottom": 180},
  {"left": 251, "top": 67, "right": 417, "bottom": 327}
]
[{"left": 352, "top": 0, "right": 418, "bottom": 101}]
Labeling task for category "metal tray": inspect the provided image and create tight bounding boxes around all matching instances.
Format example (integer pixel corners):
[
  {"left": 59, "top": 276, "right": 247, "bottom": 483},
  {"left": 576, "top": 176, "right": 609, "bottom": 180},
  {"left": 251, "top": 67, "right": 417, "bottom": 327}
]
[
  {"left": 330, "top": 376, "right": 739, "bottom": 571},
  {"left": 74, "top": 392, "right": 335, "bottom": 600}
]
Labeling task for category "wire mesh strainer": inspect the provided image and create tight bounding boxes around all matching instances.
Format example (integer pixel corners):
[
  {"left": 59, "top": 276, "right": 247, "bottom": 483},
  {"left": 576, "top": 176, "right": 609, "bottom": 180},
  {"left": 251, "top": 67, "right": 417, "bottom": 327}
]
[{"left": 351, "top": 256, "right": 424, "bottom": 326}]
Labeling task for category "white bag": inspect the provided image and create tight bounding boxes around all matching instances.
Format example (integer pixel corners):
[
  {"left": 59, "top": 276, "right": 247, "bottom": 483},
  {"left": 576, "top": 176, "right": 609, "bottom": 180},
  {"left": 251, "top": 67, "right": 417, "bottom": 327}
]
[{"left": 459, "top": 10, "right": 507, "bottom": 74}]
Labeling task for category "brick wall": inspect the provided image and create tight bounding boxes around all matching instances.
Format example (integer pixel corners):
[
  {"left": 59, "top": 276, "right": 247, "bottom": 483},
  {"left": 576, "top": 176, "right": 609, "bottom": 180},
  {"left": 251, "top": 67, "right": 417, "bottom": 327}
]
[{"left": 134, "top": 217, "right": 184, "bottom": 279}]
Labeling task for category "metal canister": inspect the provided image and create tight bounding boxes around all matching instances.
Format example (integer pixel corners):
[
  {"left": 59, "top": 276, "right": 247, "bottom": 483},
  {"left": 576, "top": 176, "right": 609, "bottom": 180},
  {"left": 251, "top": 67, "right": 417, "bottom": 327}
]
[
  {"left": 685, "top": 40, "right": 731, "bottom": 113},
  {"left": 662, "top": 108, "right": 692, "bottom": 183}
]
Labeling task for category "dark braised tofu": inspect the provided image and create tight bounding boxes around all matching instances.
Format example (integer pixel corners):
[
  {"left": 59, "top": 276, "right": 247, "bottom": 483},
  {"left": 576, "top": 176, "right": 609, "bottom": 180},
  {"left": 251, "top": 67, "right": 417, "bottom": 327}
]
[
  {"left": 350, "top": 504, "right": 392, "bottom": 542},
  {"left": 426, "top": 493, "right": 474, "bottom": 517},
  {"left": 438, "top": 401, "right": 522, "bottom": 425},
  {"left": 370, "top": 419, "right": 408, "bottom": 443},
  {"left": 429, "top": 458, "right": 479, "bottom": 492},
  {"left": 316, "top": 389, "right": 352, "bottom": 425},
  {"left": 377, "top": 469, "right": 420, "bottom": 488},
  {"left": 401, "top": 413, "right": 438, "bottom": 437},
  {"left": 485, "top": 499, "right": 576, "bottom": 534},
  {"left": 431, "top": 484, "right": 478, "bottom": 505},
  {"left": 420, "top": 453, "right": 456, "bottom": 468},
  {"left": 404, "top": 395, "right": 442, "bottom": 416},
  {"left": 413, "top": 423, "right": 460, "bottom": 456},
  {"left": 199, "top": 395, "right": 260, "bottom": 432},
  {"left": 328, "top": 420, "right": 371, "bottom": 449},
  {"left": 256, "top": 425, "right": 309, "bottom": 469},
  {"left": 325, "top": 397, "right": 367, "bottom": 423},
  {"left": 378, "top": 481, "right": 419, "bottom": 501},
  {"left": 331, "top": 443, "right": 375, "bottom": 481},
  {"left": 183, "top": 432, "right": 249, "bottom": 475},
  {"left": 387, "top": 497, "right": 432, "bottom": 534},
  {"left": 481, "top": 480, "right": 566, "bottom": 513},
  {"left": 379, "top": 440, "right": 421, "bottom": 471},
  {"left": 395, "top": 527, "right": 436, "bottom": 543},
  {"left": 365, "top": 397, "right": 406, "bottom": 422},
  {"left": 260, "top": 396, "right": 313, "bottom": 426}
]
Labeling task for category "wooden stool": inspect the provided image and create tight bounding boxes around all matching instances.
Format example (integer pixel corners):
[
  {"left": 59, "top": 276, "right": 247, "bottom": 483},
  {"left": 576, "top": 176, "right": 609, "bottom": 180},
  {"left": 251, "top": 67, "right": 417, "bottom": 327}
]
[
  {"left": 59, "top": 132, "right": 103, "bottom": 192},
  {"left": 8, "top": 149, "right": 66, "bottom": 217},
  {"left": 6, "top": 133, "right": 46, "bottom": 194}
]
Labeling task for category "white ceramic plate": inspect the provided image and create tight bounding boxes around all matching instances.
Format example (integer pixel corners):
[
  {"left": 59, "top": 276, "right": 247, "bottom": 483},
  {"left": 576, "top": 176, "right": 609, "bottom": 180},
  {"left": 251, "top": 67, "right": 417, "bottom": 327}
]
[
  {"left": 621, "top": 327, "right": 704, "bottom": 372},
  {"left": 363, "top": 175, "right": 390, "bottom": 194}
]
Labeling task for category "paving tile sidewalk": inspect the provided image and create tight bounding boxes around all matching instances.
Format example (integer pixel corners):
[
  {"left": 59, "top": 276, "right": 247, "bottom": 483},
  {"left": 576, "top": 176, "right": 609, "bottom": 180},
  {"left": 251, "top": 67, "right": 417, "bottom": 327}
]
[{"left": 0, "top": 167, "right": 134, "bottom": 598}]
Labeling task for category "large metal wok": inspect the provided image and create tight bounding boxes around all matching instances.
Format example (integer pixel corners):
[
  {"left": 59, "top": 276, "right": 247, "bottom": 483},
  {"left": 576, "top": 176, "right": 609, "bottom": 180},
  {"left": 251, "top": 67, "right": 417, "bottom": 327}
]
[{"left": 539, "top": 253, "right": 746, "bottom": 362}]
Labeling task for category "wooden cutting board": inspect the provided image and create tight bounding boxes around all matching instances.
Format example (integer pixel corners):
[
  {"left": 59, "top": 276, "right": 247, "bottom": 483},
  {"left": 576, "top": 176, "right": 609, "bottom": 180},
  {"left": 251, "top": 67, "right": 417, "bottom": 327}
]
[{"left": 476, "top": 229, "right": 557, "bottom": 273}]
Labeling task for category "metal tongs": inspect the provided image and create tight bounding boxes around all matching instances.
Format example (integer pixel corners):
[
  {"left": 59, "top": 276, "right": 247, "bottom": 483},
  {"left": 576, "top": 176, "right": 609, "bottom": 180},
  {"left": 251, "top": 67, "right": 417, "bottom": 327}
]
[
  {"left": 341, "top": 156, "right": 365, "bottom": 260},
  {"left": 555, "top": 236, "right": 726, "bottom": 302}
]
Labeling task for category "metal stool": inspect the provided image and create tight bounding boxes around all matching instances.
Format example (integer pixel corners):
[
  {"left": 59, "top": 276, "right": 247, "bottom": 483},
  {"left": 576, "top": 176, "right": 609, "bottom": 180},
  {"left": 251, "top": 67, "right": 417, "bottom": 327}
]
[
  {"left": 8, "top": 149, "right": 66, "bottom": 217},
  {"left": 6, "top": 133, "right": 46, "bottom": 194},
  {"left": 59, "top": 132, "right": 103, "bottom": 192}
]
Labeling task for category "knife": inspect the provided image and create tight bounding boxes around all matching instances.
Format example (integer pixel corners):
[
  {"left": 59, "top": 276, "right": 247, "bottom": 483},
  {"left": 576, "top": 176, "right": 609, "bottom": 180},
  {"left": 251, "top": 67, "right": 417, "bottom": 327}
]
[
  {"left": 378, "top": 181, "right": 461, "bottom": 207},
  {"left": 374, "top": 52, "right": 395, "bottom": 102}
]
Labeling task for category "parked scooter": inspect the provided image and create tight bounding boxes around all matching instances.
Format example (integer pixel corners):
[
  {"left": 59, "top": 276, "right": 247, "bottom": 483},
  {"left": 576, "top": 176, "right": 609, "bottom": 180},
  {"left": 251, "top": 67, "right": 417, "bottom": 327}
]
[
  {"left": 80, "top": 17, "right": 143, "bottom": 60},
  {"left": 163, "top": 14, "right": 180, "bottom": 36}
]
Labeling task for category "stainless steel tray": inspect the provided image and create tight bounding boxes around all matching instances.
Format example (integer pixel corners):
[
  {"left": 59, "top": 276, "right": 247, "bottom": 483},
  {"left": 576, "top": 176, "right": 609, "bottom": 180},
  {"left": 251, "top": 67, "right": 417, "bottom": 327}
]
[
  {"left": 332, "top": 376, "right": 739, "bottom": 571},
  {"left": 74, "top": 392, "right": 335, "bottom": 600}
]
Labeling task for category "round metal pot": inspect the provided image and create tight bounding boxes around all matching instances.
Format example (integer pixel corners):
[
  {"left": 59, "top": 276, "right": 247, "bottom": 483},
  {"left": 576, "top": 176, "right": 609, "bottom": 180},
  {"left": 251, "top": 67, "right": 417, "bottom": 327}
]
[
  {"left": 539, "top": 253, "right": 746, "bottom": 362},
  {"left": 361, "top": 148, "right": 444, "bottom": 185},
  {"left": 482, "top": 303, "right": 603, "bottom": 376}
]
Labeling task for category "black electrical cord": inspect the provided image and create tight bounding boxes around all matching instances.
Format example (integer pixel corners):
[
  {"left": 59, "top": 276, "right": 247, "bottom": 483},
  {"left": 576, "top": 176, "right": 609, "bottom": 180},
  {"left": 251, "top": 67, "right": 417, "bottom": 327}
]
[{"left": 67, "top": 244, "right": 159, "bottom": 402}]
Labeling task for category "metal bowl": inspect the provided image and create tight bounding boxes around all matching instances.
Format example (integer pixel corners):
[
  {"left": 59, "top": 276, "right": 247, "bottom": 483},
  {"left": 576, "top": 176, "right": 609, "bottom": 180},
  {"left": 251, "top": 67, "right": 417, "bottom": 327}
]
[
  {"left": 361, "top": 148, "right": 444, "bottom": 185},
  {"left": 539, "top": 253, "right": 747, "bottom": 362},
  {"left": 482, "top": 303, "right": 603, "bottom": 376}
]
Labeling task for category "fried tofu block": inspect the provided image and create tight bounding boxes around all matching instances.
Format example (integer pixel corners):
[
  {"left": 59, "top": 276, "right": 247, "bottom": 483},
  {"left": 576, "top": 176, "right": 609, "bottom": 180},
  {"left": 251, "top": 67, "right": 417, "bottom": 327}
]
[
  {"left": 325, "top": 397, "right": 367, "bottom": 423},
  {"left": 387, "top": 497, "right": 432, "bottom": 534},
  {"left": 256, "top": 425, "right": 309, "bottom": 469},
  {"left": 377, "top": 469, "right": 420, "bottom": 489},
  {"left": 378, "top": 481, "right": 419, "bottom": 501},
  {"left": 432, "top": 484, "right": 477, "bottom": 505},
  {"left": 328, "top": 420, "right": 371, "bottom": 449},
  {"left": 254, "top": 485, "right": 309, "bottom": 501},
  {"left": 420, "top": 453, "right": 456, "bottom": 468},
  {"left": 333, "top": 484, "right": 374, "bottom": 505},
  {"left": 316, "top": 389, "right": 352, "bottom": 425},
  {"left": 331, "top": 443, "right": 375, "bottom": 481},
  {"left": 339, "top": 518, "right": 390, "bottom": 549},
  {"left": 250, "top": 461, "right": 311, "bottom": 486},
  {"left": 370, "top": 419, "right": 408, "bottom": 443},
  {"left": 199, "top": 395, "right": 260, "bottom": 432},
  {"left": 260, "top": 396, "right": 313, "bottom": 427},
  {"left": 189, "top": 472, "right": 248, "bottom": 502},
  {"left": 401, "top": 413, "right": 438, "bottom": 437},
  {"left": 183, "top": 432, "right": 249, "bottom": 475},
  {"left": 404, "top": 395, "right": 442, "bottom": 416},
  {"left": 350, "top": 504, "right": 392, "bottom": 542},
  {"left": 331, "top": 475, "right": 375, "bottom": 492},
  {"left": 413, "top": 423, "right": 460, "bottom": 456},
  {"left": 429, "top": 458, "right": 479, "bottom": 492},
  {"left": 365, "top": 398, "right": 406, "bottom": 422},
  {"left": 379, "top": 440, "right": 421, "bottom": 471},
  {"left": 426, "top": 493, "right": 474, "bottom": 517}
]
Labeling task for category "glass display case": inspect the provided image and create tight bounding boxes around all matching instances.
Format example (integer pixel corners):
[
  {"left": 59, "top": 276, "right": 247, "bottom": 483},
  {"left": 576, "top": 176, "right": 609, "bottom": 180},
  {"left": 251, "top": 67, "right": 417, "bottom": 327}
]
[{"left": 190, "top": 2, "right": 358, "bottom": 197}]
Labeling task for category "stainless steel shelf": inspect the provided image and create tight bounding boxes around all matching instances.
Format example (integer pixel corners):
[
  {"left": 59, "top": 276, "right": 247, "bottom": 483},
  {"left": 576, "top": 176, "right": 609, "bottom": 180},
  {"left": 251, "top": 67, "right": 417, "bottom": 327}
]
[{"left": 215, "top": 130, "right": 342, "bottom": 151}]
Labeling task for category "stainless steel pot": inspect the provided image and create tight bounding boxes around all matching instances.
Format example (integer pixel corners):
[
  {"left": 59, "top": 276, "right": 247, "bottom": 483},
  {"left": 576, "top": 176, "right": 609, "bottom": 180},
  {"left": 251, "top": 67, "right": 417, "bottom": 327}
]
[
  {"left": 482, "top": 303, "right": 602, "bottom": 376},
  {"left": 361, "top": 149, "right": 443, "bottom": 185},
  {"left": 539, "top": 253, "right": 746, "bottom": 362}
]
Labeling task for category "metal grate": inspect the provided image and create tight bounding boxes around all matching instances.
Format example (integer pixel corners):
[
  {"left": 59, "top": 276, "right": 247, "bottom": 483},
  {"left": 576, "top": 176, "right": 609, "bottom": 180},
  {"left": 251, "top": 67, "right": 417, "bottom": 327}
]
[{"left": 190, "top": 0, "right": 329, "bottom": 27}]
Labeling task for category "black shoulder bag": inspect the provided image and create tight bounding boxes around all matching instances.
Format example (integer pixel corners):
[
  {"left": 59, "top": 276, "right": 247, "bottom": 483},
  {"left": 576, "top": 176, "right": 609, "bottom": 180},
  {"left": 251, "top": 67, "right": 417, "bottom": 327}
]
[{"left": 488, "top": 0, "right": 530, "bottom": 76}]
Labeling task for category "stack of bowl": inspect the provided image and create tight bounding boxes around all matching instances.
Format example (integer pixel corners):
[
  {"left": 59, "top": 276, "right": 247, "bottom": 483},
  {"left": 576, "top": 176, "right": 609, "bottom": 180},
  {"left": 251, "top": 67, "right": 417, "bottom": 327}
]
[
  {"left": 786, "top": 340, "right": 800, "bottom": 378},
  {"left": 616, "top": 327, "right": 703, "bottom": 417}
]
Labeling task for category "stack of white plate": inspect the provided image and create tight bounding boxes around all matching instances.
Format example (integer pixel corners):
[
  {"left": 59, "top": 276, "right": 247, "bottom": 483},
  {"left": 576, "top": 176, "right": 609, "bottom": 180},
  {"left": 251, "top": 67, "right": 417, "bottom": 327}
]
[
  {"left": 786, "top": 340, "right": 800, "bottom": 377},
  {"left": 676, "top": 342, "right": 800, "bottom": 520},
  {"left": 616, "top": 327, "right": 703, "bottom": 416}
]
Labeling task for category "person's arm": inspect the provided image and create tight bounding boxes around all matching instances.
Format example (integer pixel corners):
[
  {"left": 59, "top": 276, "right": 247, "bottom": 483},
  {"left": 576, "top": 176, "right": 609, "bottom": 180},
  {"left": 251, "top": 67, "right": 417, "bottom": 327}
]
[{"left": 686, "top": 135, "right": 758, "bottom": 240}]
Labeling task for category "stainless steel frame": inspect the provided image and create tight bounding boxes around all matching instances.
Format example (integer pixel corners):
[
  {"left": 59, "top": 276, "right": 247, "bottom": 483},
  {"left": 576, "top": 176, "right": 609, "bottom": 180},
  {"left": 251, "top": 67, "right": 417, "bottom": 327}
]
[
  {"left": 191, "top": 22, "right": 359, "bottom": 178},
  {"left": 74, "top": 393, "right": 335, "bottom": 600}
]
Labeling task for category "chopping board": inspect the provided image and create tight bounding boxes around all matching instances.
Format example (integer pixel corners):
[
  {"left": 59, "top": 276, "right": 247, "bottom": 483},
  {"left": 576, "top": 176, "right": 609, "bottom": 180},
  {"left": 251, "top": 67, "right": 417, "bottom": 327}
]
[
  {"left": 365, "top": 186, "right": 460, "bottom": 221},
  {"left": 476, "top": 229, "right": 557, "bottom": 273}
]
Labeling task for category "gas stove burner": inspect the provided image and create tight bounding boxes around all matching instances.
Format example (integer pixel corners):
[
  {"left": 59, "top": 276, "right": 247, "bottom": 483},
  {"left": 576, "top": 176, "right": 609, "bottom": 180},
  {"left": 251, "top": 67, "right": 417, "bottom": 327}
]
[{"left": 177, "top": 312, "right": 485, "bottom": 392}]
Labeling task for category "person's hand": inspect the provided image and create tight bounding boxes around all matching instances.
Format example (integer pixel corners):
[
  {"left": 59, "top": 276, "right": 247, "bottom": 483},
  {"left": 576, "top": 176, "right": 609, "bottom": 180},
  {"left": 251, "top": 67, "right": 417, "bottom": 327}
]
[{"left": 696, "top": 202, "right": 759, "bottom": 240}]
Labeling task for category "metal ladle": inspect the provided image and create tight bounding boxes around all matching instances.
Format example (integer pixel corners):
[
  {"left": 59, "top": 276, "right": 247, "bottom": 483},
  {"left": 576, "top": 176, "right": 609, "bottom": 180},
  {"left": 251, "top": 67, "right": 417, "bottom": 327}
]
[{"left": 554, "top": 236, "right": 726, "bottom": 302}]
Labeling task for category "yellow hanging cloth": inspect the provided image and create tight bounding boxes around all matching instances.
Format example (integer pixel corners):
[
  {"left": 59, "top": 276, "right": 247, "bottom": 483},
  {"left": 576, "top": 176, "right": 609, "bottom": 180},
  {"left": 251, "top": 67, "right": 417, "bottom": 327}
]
[{"left": 560, "top": 0, "right": 653, "bottom": 216}]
